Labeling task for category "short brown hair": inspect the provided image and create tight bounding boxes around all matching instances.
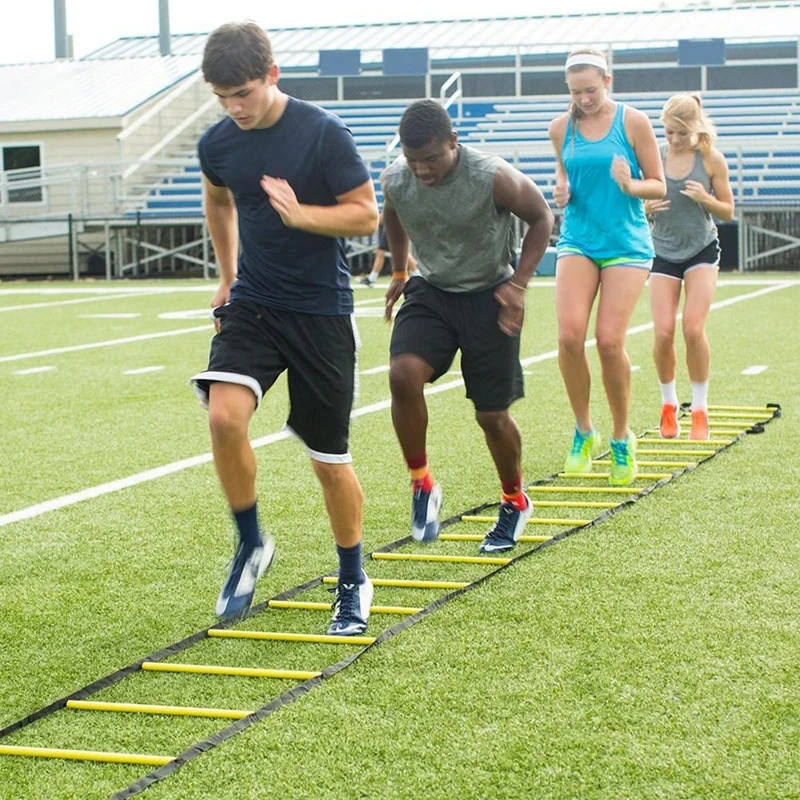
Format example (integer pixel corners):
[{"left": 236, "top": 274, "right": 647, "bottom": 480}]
[{"left": 202, "top": 22, "right": 273, "bottom": 87}]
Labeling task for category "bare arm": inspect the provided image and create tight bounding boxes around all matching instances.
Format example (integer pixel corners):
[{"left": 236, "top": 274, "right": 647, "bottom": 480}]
[
  {"left": 494, "top": 163, "right": 554, "bottom": 289},
  {"left": 260, "top": 177, "right": 379, "bottom": 237},
  {"left": 684, "top": 150, "right": 735, "bottom": 222},
  {"left": 548, "top": 115, "right": 571, "bottom": 207},
  {"left": 615, "top": 107, "right": 666, "bottom": 200},
  {"left": 203, "top": 175, "right": 238, "bottom": 306},
  {"left": 492, "top": 163, "right": 554, "bottom": 337},
  {"left": 381, "top": 187, "right": 412, "bottom": 321}
]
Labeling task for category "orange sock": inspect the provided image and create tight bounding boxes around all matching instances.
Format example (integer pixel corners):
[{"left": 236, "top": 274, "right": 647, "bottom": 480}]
[
  {"left": 502, "top": 490, "right": 528, "bottom": 511},
  {"left": 411, "top": 469, "right": 433, "bottom": 493}
]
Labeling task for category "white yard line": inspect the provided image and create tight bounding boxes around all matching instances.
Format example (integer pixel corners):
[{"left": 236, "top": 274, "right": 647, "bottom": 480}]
[
  {"left": 123, "top": 366, "right": 165, "bottom": 375},
  {"left": 13, "top": 366, "right": 56, "bottom": 376},
  {"left": 742, "top": 365, "right": 769, "bottom": 375},
  {"left": 82, "top": 313, "right": 142, "bottom": 319},
  {"left": 0, "top": 291, "right": 176, "bottom": 313},
  {"left": 0, "top": 281, "right": 794, "bottom": 529},
  {"left": 0, "top": 325, "right": 213, "bottom": 364}
]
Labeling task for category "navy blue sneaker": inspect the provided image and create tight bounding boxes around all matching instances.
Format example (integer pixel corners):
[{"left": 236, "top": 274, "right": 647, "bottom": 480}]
[
  {"left": 478, "top": 495, "right": 533, "bottom": 553},
  {"left": 327, "top": 573, "right": 374, "bottom": 636},
  {"left": 215, "top": 535, "right": 276, "bottom": 618},
  {"left": 411, "top": 482, "right": 442, "bottom": 542}
]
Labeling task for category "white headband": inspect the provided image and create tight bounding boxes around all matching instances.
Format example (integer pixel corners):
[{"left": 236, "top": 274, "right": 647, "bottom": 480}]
[{"left": 565, "top": 54, "right": 608, "bottom": 72}]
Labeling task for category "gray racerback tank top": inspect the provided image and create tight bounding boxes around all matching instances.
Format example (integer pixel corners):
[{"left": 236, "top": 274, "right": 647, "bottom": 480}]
[
  {"left": 382, "top": 145, "right": 515, "bottom": 292},
  {"left": 651, "top": 143, "right": 718, "bottom": 262}
]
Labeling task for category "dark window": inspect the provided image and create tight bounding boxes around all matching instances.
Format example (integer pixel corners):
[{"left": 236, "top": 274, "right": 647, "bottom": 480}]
[
  {"left": 614, "top": 67, "right": 702, "bottom": 93},
  {"left": 707, "top": 64, "right": 797, "bottom": 91},
  {"left": 343, "top": 75, "right": 425, "bottom": 100},
  {"left": 521, "top": 71, "right": 568, "bottom": 96},
  {"left": 2, "top": 145, "right": 42, "bottom": 203},
  {"left": 280, "top": 77, "right": 338, "bottom": 101},
  {"left": 461, "top": 73, "right": 515, "bottom": 97}
]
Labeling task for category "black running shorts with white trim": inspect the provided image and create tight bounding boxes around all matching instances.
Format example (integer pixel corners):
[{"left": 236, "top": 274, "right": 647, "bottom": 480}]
[
  {"left": 651, "top": 240, "right": 720, "bottom": 281},
  {"left": 390, "top": 277, "right": 523, "bottom": 412},
  {"left": 191, "top": 301, "right": 357, "bottom": 462}
]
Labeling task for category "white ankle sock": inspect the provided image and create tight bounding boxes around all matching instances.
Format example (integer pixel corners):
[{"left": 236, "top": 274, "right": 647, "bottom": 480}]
[
  {"left": 659, "top": 380, "right": 678, "bottom": 407},
  {"left": 691, "top": 381, "right": 708, "bottom": 410}
]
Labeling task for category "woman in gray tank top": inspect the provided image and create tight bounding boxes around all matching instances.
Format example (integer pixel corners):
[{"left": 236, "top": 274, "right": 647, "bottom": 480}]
[{"left": 645, "top": 94, "right": 735, "bottom": 441}]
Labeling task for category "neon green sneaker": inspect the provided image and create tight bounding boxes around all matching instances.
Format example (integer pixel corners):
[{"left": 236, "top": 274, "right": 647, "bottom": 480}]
[
  {"left": 564, "top": 426, "right": 602, "bottom": 474},
  {"left": 609, "top": 432, "right": 638, "bottom": 486}
]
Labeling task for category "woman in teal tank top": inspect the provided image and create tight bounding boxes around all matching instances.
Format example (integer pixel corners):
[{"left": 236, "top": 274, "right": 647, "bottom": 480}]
[{"left": 548, "top": 48, "right": 665, "bottom": 486}]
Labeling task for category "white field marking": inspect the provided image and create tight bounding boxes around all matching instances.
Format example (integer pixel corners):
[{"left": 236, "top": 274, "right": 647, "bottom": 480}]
[
  {"left": 159, "top": 309, "right": 213, "bottom": 321},
  {"left": 631, "top": 365, "right": 641, "bottom": 372},
  {"left": 354, "top": 307, "right": 386, "bottom": 317},
  {"left": 14, "top": 366, "right": 56, "bottom": 375},
  {"left": 0, "top": 324, "right": 213, "bottom": 365},
  {"left": 81, "top": 313, "right": 141, "bottom": 319},
  {"left": 361, "top": 365, "right": 390, "bottom": 375},
  {"left": 0, "top": 286, "right": 214, "bottom": 296},
  {"left": 0, "top": 281, "right": 793, "bottom": 529},
  {"left": 0, "top": 279, "right": 793, "bottom": 299},
  {"left": 123, "top": 366, "right": 165, "bottom": 375},
  {"left": 0, "top": 291, "right": 171, "bottom": 314},
  {"left": 741, "top": 365, "right": 768, "bottom": 375}
]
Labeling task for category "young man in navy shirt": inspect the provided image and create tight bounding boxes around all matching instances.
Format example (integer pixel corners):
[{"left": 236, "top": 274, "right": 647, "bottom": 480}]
[{"left": 191, "top": 22, "right": 378, "bottom": 634}]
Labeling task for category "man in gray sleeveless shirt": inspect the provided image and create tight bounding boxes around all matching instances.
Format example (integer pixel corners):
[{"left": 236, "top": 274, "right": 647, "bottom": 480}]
[{"left": 382, "top": 99, "right": 553, "bottom": 553}]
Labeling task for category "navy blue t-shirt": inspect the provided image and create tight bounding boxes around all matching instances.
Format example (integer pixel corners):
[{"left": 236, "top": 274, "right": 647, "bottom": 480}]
[{"left": 198, "top": 97, "right": 370, "bottom": 315}]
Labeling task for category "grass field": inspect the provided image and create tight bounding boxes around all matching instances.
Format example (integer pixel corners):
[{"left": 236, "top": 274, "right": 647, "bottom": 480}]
[{"left": 1, "top": 274, "right": 798, "bottom": 800}]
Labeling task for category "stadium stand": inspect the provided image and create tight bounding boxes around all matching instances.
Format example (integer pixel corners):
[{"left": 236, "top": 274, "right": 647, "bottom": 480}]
[{"left": 2, "top": 4, "right": 800, "bottom": 276}]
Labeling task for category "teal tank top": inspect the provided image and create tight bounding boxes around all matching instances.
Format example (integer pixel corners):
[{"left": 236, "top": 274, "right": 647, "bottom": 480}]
[{"left": 557, "top": 103, "right": 654, "bottom": 261}]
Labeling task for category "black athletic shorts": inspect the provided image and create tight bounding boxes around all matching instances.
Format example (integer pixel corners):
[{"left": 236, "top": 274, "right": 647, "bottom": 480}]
[
  {"left": 390, "top": 277, "right": 523, "bottom": 412},
  {"left": 191, "top": 301, "right": 357, "bottom": 463},
  {"left": 377, "top": 224, "right": 389, "bottom": 252},
  {"left": 651, "top": 240, "right": 720, "bottom": 281}
]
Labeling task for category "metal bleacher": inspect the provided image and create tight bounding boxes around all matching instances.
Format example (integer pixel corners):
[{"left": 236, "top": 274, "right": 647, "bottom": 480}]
[{"left": 127, "top": 89, "right": 800, "bottom": 218}]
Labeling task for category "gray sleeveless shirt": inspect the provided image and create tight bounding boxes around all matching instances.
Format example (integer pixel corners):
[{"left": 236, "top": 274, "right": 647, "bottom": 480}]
[
  {"left": 651, "top": 143, "right": 718, "bottom": 262},
  {"left": 382, "top": 145, "right": 515, "bottom": 292}
]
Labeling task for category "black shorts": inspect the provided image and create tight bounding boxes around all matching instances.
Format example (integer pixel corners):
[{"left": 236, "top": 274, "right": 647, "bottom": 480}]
[
  {"left": 377, "top": 225, "right": 389, "bottom": 252},
  {"left": 390, "top": 277, "right": 524, "bottom": 412},
  {"left": 191, "top": 301, "right": 357, "bottom": 462},
  {"left": 651, "top": 240, "right": 720, "bottom": 281}
]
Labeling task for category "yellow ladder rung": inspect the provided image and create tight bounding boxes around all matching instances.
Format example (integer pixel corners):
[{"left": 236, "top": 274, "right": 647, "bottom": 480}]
[
  {"left": 440, "top": 533, "right": 553, "bottom": 543},
  {"left": 0, "top": 744, "right": 173, "bottom": 767},
  {"left": 707, "top": 411, "right": 769, "bottom": 419},
  {"left": 66, "top": 700, "right": 252, "bottom": 720},
  {"left": 460, "top": 515, "right": 588, "bottom": 526},
  {"left": 593, "top": 460, "right": 697, "bottom": 468},
  {"left": 642, "top": 434, "right": 733, "bottom": 444},
  {"left": 707, "top": 404, "right": 772, "bottom": 412},
  {"left": 268, "top": 599, "right": 421, "bottom": 615},
  {"left": 322, "top": 577, "right": 469, "bottom": 590},
  {"left": 373, "top": 552, "right": 510, "bottom": 566},
  {"left": 141, "top": 662, "right": 320, "bottom": 681},
  {"left": 529, "top": 499, "right": 618, "bottom": 508},
  {"left": 637, "top": 449, "right": 714, "bottom": 457},
  {"left": 208, "top": 629, "right": 376, "bottom": 646},
  {"left": 557, "top": 472, "right": 672, "bottom": 480},
  {"left": 528, "top": 486, "right": 639, "bottom": 494}
]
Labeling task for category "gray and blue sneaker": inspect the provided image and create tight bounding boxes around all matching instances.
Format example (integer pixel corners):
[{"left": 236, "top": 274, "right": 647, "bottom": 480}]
[
  {"left": 411, "top": 481, "right": 442, "bottom": 542},
  {"left": 328, "top": 573, "right": 374, "bottom": 636},
  {"left": 478, "top": 494, "right": 533, "bottom": 553},
  {"left": 215, "top": 535, "right": 276, "bottom": 618}
]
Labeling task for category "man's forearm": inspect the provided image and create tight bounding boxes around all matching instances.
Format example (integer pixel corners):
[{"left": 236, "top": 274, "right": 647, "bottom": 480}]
[{"left": 294, "top": 201, "right": 378, "bottom": 238}]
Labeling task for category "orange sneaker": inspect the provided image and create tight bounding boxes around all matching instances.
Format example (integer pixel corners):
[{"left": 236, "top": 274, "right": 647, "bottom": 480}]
[
  {"left": 690, "top": 408, "right": 710, "bottom": 440},
  {"left": 659, "top": 403, "right": 680, "bottom": 439}
]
